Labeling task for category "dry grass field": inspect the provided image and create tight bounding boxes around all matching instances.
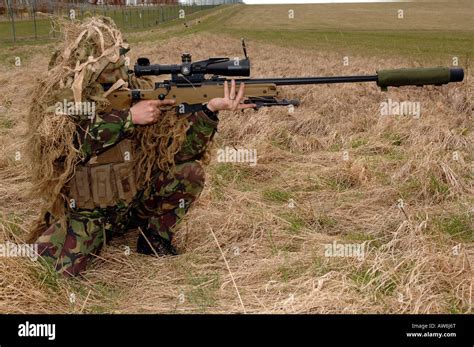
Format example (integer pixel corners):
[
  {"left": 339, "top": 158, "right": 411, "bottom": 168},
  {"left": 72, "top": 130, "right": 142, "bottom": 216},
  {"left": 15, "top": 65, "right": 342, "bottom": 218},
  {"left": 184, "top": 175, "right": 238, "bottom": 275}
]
[{"left": 0, "top": 2, "right": 472, "bottom": 313}]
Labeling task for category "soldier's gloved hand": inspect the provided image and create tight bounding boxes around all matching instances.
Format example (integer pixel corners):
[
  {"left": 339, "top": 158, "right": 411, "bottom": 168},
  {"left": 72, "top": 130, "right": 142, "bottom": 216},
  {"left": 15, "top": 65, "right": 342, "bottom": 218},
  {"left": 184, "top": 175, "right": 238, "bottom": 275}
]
[
  {"left": 207, "top": 79, "right": 257, "bottom": 112},
  {"left": 130, "top": 99, "right": 176, "bottom": 125}
]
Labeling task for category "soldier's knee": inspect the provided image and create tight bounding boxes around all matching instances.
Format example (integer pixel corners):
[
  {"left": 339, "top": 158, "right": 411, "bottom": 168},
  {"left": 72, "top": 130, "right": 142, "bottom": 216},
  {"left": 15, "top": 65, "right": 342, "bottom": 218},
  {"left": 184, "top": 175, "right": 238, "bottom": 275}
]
[
  {"left": 36, "top": 213, "right": 105, "bottom": 277},
  {"left": 175, "top": 161, "right": 205, "bottom": 189}
]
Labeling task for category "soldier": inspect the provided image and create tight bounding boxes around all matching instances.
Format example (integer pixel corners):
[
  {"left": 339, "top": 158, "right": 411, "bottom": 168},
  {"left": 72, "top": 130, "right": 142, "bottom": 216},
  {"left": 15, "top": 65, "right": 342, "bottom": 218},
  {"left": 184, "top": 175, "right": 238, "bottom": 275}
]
[{"left": 30, "top": 17, "right": 255, "bottom": 276}]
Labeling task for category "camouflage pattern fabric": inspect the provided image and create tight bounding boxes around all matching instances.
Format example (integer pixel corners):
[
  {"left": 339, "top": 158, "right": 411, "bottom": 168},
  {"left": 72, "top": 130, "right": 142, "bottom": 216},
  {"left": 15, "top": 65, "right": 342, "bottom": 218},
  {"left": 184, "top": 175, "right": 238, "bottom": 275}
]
[
  {"left": 77, "top": 109, "right": 135, "bottom": 157},
  {"left": 36, "top": 109, "right": 217, "bottom": 276},
  {"left": 175, "top": 110, "right": 218, "bottom": 163}
]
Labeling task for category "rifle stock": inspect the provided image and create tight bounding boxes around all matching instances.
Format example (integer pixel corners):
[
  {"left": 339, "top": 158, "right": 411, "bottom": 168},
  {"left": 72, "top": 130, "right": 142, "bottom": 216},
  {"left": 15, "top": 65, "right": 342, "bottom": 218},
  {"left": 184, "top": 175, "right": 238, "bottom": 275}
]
[{"left": 106, "top": 83, "right": 279, "bottom": 112}]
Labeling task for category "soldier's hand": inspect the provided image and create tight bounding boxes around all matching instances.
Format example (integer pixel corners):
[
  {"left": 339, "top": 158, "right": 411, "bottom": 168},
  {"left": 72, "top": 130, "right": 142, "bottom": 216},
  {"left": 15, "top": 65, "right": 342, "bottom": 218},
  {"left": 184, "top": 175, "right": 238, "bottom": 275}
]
[
  {"left": 130, "top": 99, "right": 176, "bottom": 125},
  {"left": 207, "top": 80, "right": 257, "bottom": 112}
]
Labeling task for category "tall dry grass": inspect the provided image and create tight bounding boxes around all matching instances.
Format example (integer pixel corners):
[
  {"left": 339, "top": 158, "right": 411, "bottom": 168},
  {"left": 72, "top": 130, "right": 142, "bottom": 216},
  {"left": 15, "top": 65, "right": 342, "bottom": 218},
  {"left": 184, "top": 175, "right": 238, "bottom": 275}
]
[{"left": 0, "top": 33, "right": 472, "bottom": 313}]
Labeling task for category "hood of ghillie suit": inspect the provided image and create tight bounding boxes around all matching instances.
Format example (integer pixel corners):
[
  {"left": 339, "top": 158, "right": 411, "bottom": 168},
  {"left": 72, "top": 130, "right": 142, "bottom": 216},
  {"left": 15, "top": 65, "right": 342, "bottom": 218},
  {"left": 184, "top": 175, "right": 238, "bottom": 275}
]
[{"left": 25, "top": 16, "right": 189, "bottom": 242}]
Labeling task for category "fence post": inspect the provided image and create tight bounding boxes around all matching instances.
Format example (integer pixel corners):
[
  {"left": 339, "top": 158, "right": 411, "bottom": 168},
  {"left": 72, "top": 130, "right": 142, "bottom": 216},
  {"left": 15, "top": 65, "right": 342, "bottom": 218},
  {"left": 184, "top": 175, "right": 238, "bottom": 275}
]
[
  {"left": 7, "top": 0, "right": 16, "bottom": 42},
  {"left": 32, "top": 0, "right": 38, "bottom": 40}
]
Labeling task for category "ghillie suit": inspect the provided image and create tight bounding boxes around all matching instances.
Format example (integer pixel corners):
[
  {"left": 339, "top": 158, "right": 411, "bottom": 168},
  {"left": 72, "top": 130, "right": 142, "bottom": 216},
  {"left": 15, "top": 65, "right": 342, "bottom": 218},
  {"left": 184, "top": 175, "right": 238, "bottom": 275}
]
[{"left": 25, "top": 17, "right": 218, "bottom": 276}]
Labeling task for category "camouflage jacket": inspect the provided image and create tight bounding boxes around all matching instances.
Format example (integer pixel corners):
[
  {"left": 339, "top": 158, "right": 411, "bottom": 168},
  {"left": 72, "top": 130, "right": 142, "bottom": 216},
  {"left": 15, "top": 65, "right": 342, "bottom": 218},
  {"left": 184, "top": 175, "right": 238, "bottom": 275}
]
[
  {"left": 76, "top": 107, "right": 218, "bottom": 164},
  {"left": 76, "top": 56, "right": 219, "bottom": 164}
]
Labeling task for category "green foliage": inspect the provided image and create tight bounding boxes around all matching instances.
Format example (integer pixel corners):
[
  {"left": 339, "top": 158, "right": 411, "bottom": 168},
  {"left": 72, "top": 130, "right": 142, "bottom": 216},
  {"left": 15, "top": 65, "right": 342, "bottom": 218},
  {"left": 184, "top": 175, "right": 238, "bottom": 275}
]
[
  {"left": 350, "top": 266, "right": 397, "bottom": 296},
  {"left": 434, "top": 213, "right": 473, "bottom": 242},
  {"left": 343, "top": 231, "right": 381, "bottom": 248},
  {"left": 351, "top": 138, "right": 368, "bottom": 149},
  {"left": 0, "top": 118, "right": 15, "bottom": 129},
  {"left": 277, "top": 261, "right": 308, "bottom": 282},
  {"left": 280, "top": 212, "right": 306, "bottom": 234},
  {"left": 323, "top": 175, "right": 357, "bottom": 192},
  {"left": 383, "top": 132, "right": 404, "bottom": 146},
  {"left": 263, "top": 188, "right": 291, "bottom": 203},
  {"left": 32, "top": 258, "right": 61, "bottom": 292},
  {"left": 428, "top": 175, "right": 450, "bottom": 197},
  {"left": 315, "top": 214, "right": 337, "bottom": 230},
  {"left": 398, "top": 177, "right": 422, "bottom": 199},
  {"left": 185, "top": 272, "right": 220, "bottom": 312}
]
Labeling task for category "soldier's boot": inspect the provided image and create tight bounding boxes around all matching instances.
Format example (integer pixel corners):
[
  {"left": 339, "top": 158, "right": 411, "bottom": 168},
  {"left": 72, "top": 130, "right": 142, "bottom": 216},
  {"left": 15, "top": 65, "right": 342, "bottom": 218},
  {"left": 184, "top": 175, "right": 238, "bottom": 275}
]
[
  {"left": 136, "top": 224, "right": 177, "bottom": 256},
  {"left": 132, "top": 161, "right": 205, "bottom": 256},
  {"left": 35, "top": 210, "right": 106, "bottom": 277}
]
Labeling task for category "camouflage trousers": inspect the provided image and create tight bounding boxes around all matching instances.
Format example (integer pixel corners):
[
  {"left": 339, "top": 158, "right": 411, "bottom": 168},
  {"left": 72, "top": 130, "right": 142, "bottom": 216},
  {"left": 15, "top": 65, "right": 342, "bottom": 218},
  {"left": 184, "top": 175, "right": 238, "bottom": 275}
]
[{"left": 36, "top": 161, "right": 205, "bottom": 276}]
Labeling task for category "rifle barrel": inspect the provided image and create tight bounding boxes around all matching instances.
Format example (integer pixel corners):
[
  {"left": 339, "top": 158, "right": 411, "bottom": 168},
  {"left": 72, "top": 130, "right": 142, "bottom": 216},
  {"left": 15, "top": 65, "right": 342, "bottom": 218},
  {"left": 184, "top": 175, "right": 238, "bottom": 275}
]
[
  {"left": 171, "top": 68, "right": 462, "bottom": 89},
  {"left": 233, "top": 76, "right": 379, "bottom": 85},
  {"left": 231, "top": 67, "right": 463, "bottom": 88}
]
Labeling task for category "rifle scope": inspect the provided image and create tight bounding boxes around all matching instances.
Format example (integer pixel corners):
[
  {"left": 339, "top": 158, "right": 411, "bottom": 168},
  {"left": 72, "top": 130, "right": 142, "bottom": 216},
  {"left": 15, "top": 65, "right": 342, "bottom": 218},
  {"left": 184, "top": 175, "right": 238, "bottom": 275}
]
[{"left": 134, "top": 54, "right": 251, "bottom": 77}]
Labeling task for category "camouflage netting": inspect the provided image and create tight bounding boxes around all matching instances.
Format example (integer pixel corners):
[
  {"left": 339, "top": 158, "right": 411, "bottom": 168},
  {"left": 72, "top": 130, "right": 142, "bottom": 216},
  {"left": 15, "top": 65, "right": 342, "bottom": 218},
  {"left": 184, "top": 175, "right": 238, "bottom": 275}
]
[{"left": 25, "top": 16, "right": 189, "bottom": 242}]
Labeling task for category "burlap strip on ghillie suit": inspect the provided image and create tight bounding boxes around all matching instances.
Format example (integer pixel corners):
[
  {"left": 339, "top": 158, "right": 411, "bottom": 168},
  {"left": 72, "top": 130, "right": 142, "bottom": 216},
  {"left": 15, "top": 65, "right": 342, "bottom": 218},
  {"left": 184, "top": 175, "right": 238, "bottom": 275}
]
[{"left": 26, "top": 16, "right": 189, "bottom": 242}]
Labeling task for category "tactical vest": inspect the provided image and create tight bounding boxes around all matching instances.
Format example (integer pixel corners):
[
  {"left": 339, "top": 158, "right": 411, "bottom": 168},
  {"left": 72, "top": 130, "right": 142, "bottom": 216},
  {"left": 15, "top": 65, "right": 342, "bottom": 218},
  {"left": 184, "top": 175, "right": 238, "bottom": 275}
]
[
  {"left": 67, "top": 139, "right": 137, "bottom": 209},
  {"left": 65, "top": 54, "right": 151, "bottom": 210}
]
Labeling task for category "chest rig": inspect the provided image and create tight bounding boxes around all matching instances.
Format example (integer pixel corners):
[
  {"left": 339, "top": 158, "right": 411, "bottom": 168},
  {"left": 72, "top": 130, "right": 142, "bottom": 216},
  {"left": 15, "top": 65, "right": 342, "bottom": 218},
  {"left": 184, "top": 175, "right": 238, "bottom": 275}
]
[
  {"left": 67, "top": 139, "right": 138, "bottom": 209},
  {"left": 66, "top": 52, "right": 153, "bottom": 210}
]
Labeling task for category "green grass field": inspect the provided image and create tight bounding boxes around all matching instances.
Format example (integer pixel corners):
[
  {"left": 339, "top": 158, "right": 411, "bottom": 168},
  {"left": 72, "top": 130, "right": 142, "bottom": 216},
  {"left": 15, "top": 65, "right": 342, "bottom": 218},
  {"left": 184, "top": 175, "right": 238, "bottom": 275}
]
[
  {"left": 3, "top": 2, "right": 472, "bottom": 63},
  {"left": 188, "top": 2, "right": 473, "bottom": 62}
]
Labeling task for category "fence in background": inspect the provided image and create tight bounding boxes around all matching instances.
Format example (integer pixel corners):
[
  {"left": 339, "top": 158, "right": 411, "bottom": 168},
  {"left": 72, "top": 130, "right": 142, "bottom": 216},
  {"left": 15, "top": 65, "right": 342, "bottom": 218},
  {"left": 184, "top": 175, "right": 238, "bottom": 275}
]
[{"left": 0, "top": 0, "right": 238, "bottom": 43}]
